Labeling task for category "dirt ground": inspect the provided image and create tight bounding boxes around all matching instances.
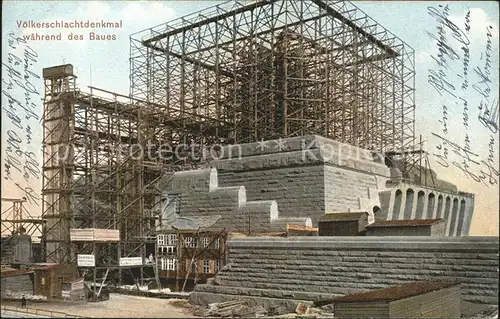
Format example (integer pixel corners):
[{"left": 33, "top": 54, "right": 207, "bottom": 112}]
[{"left": 3, "top": 294, "right": 197, "bottom": 318}]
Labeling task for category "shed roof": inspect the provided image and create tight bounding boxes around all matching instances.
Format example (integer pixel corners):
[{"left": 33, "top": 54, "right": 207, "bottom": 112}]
[
  {"left": 319, "top": 212, "right": 368, "bottom": 222},
  {"left": 171, "top": 215, "right": 222, "bottom": 231},
  {"left": 0, "top": 267, "right": 33, "bottom": 278},
  {"left": 367, "top": 218, "right": 443, "bottom": 228},
  {"left": 287, "top": 224, "right": 318, "bottom": 232},
  {"left": 332, "top": 280, "right": 459, "bottom": 303},
  {"left": 32, "top": 263, "right": 63, "bottom": 271}
]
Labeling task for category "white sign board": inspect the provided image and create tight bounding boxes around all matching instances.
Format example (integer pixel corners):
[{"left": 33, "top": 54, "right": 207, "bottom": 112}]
[
  {"left": 71, "top": 279, "right": 84, "bottom": 291},
  {"left": 77, "top": 254, "right": 95, "bottom": 267},
  {"left": 119, "top": 257, "right": 143, "bottom": 267}
]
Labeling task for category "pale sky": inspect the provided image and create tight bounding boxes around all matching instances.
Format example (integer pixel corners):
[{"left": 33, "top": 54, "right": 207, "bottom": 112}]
[{"left": 2, "top": 1, "right": 499, "bottom": 236}]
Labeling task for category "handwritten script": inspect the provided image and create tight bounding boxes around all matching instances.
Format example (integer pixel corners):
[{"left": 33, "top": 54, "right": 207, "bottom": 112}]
[
  {"left": 2, "top": 31, "right": 42, "bottom": 206},
  {"left": 427, "top": 5, "right": 499, "bottom": 187}
]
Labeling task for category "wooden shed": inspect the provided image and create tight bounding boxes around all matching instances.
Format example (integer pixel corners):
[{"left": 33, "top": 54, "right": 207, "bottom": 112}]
[
  {"left": 33, "top": 263, "right": 80, "bottom": 299},
  {"left": 286, "top": 224, "right": 318, "bottom": 236},
  {"left": 330, "top": 281, "right": 461, "bottom": 318},
  {"left": 318, "top": 212, "right": 369, "bottom": 236},
  {"left": 366, "top": 219, "right": 445, "bottom": 236}
]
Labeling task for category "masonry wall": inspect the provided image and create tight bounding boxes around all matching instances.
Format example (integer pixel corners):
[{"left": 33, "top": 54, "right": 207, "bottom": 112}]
[
  {"left": 431, "top": 221, "right": 446, "bottom": 236},
  {"left": 11, "top": 235, "right": 32, "bottom": 265},
  {"left": 324, "top": 165, "right": 377, "bottom": 214},
  {"left": 158, "top": 168, "right": 311, "bottom": 233},
  {"left": 217, "top": 165, "right": 325, "bottom": 224},
  {"left": 1, "top": 274, "right": 34, "bottom": 298},
  {"left": 209, "top": 135, "right": 390, "bottom": 225},
  {"left": 191, "top": 237, "right": 499, "bottom": 310},
  {"left": 162, "top": 135, "right": 472, "bottom": 235}
]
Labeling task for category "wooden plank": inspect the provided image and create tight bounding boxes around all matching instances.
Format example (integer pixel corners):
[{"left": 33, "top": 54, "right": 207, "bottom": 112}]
[
  {"left": 69, "top": 228, "right": 120, "bottom": 241},
  {"left": 389, "top": 286, "right": 461, "bottom": 318},
  {"left": 336, "top": 302, "right": 389, "bottom": 318}
]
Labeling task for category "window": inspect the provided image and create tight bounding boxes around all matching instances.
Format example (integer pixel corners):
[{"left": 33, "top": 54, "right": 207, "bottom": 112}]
[
  {"left": 214, "top": 238, "right": 220, "bottom": 249},
  {"left": 203, "top": 260, "right": 211, "bottom": 274},
  {"left": 184, "top": 237, "right": 195, "bottom": 248},
  {"left": 167, "top": 234, "right": 177, "bottom": 246},
  {"left": 166, "top": 258, "right": 176, "bottom": 270},
  {"left": 159, "top": 234, "right": 178, "bottom": 247},
  {"left": 166, "top": 246, "right": 175, "bottom": 254},
  {"left": 157, "top": 235, "right": 165, "bottom": 246},
  {"left": 202, "top": 237, "right": 210, "bottom": 248},
  {"left": 161, "top": 258, "right": 177, "bottom": 270},
  {"left": 158, "top": 246, "right": 173, "bottom": 254},
  {"left": 215, "top": 261, "right": 222, "bottom": 272}
]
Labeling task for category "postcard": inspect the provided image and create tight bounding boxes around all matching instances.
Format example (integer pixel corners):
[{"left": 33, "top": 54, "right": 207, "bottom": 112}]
[{"left": 1, "top": 1, "right": 498, "bottom": 317}]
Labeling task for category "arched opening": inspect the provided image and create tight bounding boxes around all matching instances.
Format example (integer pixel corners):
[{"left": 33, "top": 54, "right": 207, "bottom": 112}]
[
  {"left": 416, "top": 191, "right": 426, "bottom": 219},
  {"left": 436, "top": 195, "right": 444, "bottom": 218},
  {"left": 393, "top": 190, "right": 403, "bottom": 219},
  {"left": 403, "top": 189, "right": 414, "bottom": 220},
  {"left": 443, "top": 197, "right": 451, "bottom": 234},
  {"left": 427, "top": 193, "right": 436, "bottom": 218},
  {"left": 449, "top": 198, "right": 459, "bottom": 235},
  {"left": 457, "top": 199, "right": 466, "bottom": 235}
]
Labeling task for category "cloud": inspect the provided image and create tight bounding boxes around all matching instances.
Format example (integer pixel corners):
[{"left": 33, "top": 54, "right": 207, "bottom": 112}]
[
  {"left": 449, "top": 7, "right": 499, "bottom": 44},
  {"left": 85, "top": 1, "right": 112, "bottom": 20},
  {"left": 417, "top": 6, "right": 498, "bottom": 74},
  {"left": 120, "top": 2, "right": 176, "bottom": 32},
  {"left": 416, "top": 51, "right": 433, "bottom": 64},
  {"left": 469, "top": 8, "right": 498, "bottom": 39}
]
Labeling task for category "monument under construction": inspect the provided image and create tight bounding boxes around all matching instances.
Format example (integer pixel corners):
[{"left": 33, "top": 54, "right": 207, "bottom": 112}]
[{"left": 39, "top": 0, "right": 475, "bottom": 292}]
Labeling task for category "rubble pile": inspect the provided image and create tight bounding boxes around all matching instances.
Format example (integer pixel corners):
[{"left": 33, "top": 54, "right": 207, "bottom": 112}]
[
  {"left": 193, "top": 300, "right": 268, "bottom": 317},
  {"left": 192, "top": 300, "right": 334, "bottom": 318}
]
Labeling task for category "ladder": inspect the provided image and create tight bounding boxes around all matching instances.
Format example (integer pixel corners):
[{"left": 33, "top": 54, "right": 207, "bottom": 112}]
[{"left": 152, "top": 262, "right": 162, "bottom": 290}]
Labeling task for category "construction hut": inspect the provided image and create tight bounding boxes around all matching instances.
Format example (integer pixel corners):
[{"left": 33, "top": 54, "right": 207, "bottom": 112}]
[
  {"left": 318, "top": 212, "right": 369, "bottom": 236},
  {"left": 327, "top": 281, "right": 461, "bottom": 318},
  {"left": 366, "top": 219, "right": 445, "bottom": 236},
  {"left": 33, "top": 263, "right": 80, "bottom": 299}
]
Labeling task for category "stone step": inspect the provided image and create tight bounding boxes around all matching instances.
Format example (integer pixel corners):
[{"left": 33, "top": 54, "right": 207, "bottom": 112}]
[{"left": 194, "top": 237, "right": 499, "bottom": 307}]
